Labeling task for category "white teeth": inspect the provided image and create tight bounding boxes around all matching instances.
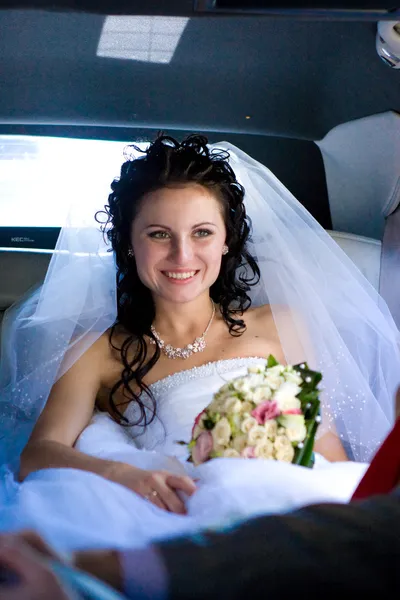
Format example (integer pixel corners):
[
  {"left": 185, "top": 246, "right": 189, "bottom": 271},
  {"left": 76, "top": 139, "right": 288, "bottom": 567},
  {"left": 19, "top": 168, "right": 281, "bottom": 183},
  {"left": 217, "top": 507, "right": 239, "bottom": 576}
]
[{"left": 165, "top": 271, "right": 196, "bottom": 280}]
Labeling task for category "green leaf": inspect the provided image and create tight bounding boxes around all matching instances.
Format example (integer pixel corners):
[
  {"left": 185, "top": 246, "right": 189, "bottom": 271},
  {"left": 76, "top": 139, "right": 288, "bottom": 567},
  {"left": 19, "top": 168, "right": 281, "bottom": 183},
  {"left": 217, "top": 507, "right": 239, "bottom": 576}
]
[
  {"left": 266, "top": 355, "right": 279, "bottom": 368},
  {"left": 293, "top": 398, "right": 321, "bottom": 468},
  {"left": 297, "top": 390, "right": 320, "bottom": 404}
]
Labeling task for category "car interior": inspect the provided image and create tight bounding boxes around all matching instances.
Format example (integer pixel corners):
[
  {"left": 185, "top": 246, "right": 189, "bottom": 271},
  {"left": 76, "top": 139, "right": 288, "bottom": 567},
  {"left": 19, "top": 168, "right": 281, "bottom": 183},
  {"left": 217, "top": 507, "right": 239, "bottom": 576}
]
[{"left": 0, "top": 2, "right": 399, "bottom": 343}]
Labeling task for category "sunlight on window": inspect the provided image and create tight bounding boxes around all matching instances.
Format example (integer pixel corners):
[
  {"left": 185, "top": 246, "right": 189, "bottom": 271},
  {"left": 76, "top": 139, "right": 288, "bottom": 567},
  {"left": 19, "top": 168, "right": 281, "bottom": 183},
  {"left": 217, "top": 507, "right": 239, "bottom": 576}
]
[
  {"left": 97, "top": 16, "right": 189, "bottom": 64},
  {"left": 0, "top": 136, "right": 147, "bottom": 228}
]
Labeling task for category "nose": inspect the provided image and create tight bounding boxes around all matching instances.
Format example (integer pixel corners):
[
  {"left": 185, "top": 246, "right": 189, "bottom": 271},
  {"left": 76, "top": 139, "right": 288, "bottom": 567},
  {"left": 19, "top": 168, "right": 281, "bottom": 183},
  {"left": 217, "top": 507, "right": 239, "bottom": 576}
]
[{"left": 170, "top": 236, "right": 194, "bottom": 265}]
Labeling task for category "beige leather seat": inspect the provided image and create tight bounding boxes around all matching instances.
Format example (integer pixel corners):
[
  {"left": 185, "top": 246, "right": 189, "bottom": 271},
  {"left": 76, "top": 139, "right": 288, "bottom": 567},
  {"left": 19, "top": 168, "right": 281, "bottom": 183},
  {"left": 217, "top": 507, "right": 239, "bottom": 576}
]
[{"left": 0, "top": 251, "right": 51, "bottom": 340}]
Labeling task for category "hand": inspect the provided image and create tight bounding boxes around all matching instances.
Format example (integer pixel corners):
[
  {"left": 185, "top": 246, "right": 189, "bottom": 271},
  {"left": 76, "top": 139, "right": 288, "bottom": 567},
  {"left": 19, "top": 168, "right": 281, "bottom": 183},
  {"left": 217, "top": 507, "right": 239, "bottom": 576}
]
[
  {"left": 0, "top": 532, "right": 70, "bottom": 600},
  {"left": 109, "top": 463, "right": 197, "bottom": 515}
]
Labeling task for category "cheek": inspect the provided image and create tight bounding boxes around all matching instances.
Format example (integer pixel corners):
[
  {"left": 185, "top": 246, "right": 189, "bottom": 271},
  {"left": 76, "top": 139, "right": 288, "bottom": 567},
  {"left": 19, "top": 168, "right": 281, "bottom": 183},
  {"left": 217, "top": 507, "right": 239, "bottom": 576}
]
[
  {"left": 132, "top": 241, "right": 163, "bottom": 279},
  {"left": 201, "top": 241, "right": 224, "bottom": 270}
]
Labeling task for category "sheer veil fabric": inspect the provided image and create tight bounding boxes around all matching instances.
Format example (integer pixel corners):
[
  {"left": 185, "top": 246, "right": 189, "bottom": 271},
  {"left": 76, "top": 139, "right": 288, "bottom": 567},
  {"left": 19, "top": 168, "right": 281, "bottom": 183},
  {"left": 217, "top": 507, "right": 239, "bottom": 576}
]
[{"left": 0, "top": 141, "right": 399, "bottom": 474}]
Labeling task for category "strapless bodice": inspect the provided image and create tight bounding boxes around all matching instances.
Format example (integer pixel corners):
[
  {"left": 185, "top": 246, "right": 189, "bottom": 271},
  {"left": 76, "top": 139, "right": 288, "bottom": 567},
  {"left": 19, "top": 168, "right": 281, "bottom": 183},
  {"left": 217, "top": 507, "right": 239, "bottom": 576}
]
[
  {"left": 124, "top": 357, "right": 266, "bottom": 457},
  {"left": 76, "top": 357, "right": 266, "bottom": 461}
]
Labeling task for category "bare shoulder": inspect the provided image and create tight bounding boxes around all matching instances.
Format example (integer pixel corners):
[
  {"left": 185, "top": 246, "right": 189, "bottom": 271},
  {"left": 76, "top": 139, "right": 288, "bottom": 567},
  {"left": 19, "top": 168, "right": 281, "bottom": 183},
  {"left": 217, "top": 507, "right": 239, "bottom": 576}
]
[
  {"left": 247, "top": 303, "right": 274, "bottom": 320},
  {"left": 245, "top": 303, "right": 282, "bottom": 327},
  {"left": 247, "top": 303, "right": 297, "bottom": 327},
  {"left": 240, "top": 304, "right": 286, "bottom": 362}
]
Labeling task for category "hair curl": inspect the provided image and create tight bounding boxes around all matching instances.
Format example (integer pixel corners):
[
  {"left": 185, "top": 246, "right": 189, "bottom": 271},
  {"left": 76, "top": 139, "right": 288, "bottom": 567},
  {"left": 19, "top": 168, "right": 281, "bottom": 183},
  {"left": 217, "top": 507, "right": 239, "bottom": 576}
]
[{"left": 97, "top": 133, "right": 260, "bottom": 428}]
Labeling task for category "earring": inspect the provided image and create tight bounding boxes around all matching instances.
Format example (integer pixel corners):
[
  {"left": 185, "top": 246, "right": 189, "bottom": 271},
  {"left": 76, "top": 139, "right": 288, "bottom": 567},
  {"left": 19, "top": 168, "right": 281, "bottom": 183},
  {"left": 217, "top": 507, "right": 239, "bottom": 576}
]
[
  {"left": 222, "top": 245, "right": 229, "bottom": 256},
  {"left": 127, "top": 248, "right": 134, "bottom": 258}
]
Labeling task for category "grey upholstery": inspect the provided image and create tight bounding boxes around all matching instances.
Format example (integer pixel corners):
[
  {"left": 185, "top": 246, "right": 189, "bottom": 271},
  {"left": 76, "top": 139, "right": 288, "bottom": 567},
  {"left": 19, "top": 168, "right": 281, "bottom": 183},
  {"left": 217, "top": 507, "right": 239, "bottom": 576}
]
[
  {"left": 317, "top": 111, "right": 400, "bottom": 241},
  {"left": 328, "top": 231, "right": 382, "bottom": 291}
]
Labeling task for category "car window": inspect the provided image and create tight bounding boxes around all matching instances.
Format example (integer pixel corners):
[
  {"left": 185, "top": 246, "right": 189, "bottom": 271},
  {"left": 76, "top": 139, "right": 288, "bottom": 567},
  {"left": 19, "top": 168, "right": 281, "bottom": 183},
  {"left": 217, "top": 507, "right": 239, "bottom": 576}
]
[{"left": 0, "top": 135, "right": 142, "bottom": 249}]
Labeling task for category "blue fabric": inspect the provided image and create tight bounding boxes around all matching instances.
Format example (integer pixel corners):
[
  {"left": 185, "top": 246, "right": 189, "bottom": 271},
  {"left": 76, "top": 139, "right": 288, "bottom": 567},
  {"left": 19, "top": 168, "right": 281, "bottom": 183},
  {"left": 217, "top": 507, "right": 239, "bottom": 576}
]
[{"left": 50, "top": 561, "right": 127, "bottom": 600}]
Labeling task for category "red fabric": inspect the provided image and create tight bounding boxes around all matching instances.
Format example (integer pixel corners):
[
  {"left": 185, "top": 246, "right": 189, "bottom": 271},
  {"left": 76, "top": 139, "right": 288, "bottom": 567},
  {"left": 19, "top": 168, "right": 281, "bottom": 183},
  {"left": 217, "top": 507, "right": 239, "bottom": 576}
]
[{"left": 351, "top": 418, "right": 400, "bottom": 501}]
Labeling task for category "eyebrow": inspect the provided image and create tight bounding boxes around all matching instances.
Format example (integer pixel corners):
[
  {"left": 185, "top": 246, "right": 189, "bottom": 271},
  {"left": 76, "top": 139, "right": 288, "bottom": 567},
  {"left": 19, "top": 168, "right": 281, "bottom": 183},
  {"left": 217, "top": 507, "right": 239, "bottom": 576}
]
[{"left": 145, "top": 222, "right": 217, "bottom": 230}]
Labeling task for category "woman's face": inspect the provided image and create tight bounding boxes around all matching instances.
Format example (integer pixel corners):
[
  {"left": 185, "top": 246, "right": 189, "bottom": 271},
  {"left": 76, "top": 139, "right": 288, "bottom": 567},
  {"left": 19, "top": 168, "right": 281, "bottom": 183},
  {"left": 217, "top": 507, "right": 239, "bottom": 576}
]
[{"left": 131, "top": 184, "right": 227, "bottom": 304}]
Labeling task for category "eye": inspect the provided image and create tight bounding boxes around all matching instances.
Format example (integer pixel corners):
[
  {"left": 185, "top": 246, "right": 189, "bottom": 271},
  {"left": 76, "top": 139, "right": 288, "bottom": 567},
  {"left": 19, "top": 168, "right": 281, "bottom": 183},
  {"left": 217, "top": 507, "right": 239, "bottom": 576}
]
[
  {"left": 148, "top": 231, "right": 171, "bottom": 240},
  {"left": 194, "top": 229, "right": 213, "bottom": 238}
]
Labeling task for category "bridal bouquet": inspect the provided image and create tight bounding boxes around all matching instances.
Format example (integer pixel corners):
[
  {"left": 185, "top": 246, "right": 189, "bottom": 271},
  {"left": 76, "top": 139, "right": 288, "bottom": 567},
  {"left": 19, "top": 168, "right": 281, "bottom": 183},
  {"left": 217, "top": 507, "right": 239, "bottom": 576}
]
[{"left": 185, "top": 356, "right": 321, "bottom": 468}]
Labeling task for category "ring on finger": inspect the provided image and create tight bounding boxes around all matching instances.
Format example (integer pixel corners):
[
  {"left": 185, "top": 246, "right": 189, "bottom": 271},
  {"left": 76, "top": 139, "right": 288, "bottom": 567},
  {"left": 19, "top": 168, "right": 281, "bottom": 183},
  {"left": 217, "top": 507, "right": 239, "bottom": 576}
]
[{"left": 145, "top": 490, "right": 159, "bottom": 501}]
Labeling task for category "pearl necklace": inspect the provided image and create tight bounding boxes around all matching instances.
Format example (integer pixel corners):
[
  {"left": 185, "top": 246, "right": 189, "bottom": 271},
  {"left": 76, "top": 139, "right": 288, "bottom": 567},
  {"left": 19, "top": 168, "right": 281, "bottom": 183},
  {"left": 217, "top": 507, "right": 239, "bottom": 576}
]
[{"left": 150, "top": 301, "right": 216, "bottom": 360}]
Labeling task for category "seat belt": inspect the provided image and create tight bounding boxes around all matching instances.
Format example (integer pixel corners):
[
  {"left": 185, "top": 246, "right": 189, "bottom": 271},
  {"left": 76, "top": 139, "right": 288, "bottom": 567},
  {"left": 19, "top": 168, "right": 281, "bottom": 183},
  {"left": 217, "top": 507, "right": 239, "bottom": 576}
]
[{"left": 379, "top": 203, "right": 400, "bottom": 330}]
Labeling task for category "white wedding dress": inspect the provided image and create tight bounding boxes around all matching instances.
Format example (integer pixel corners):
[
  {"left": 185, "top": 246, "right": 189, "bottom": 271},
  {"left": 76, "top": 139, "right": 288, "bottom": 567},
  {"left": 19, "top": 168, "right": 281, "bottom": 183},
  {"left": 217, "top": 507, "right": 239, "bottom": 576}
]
[{"left": 0, "top": 357, "right": 368, "bottom": 553}]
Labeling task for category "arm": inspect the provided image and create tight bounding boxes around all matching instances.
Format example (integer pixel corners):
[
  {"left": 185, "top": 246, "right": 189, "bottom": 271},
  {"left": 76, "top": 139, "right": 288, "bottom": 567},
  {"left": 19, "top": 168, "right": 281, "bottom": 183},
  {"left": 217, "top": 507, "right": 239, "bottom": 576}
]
[
  {"left": 19, "top": 333, "right": 117, "bottom": 482},
  {"left": 20, "top": 333, "right": 196, "bottom": 514}
]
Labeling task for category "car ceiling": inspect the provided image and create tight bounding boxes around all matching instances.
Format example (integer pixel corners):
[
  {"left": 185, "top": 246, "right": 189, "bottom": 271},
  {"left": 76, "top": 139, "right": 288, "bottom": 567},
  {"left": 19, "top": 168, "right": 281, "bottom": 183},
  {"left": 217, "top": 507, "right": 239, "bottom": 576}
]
[
  {"left": 0, "top": 3, "right": 399, "bottom": 233},
  {"left": 0, "top": 7, "right": 399, "bottom": 140}
]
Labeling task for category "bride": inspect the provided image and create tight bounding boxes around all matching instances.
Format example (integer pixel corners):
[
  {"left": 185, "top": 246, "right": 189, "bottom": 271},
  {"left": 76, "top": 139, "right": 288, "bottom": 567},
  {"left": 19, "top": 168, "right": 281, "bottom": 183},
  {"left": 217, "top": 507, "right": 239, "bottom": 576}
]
[{"left": 0, "top": 134, "right": 399, "bottom": 552}]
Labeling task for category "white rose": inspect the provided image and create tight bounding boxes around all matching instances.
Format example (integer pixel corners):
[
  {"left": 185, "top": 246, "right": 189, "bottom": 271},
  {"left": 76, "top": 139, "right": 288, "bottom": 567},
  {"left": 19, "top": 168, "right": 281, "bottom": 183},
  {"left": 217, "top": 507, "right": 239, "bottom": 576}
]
[
  {"left": 223, "top": 397, "right": 243, "bottom": 414},
  {"left": 263, "top": 419, "right": 278, "bottom": 439},
  {"left": 264, "top": 373, "right": 284, "bottom": 390},
  {"left": 275, "top": 444, "right": 295, "bottom": 463},
  {"left": 254, "top": 439, "right": 274, "bottom": 460},
  {"left": 273, "top": 381, "right": 301, "bottom": 412},
  {"left": 223, "top": 448, "right": 241, "bottom": 458},
  {"left": 232, "top": 377, "right": 253, "bottom": 395},
  {"left": 247, "top": 364, "right": 266, "bottom": 374},
  {"left": 274, "top": 433, "right": 295, "bottom": 462},
  {"left": 247, "top": 426, "right": 268, "bottom": 446},
  {"left": 240, "top": 400, "right": 254, "bottom": 414},
  {"left": 208, "top": 397, "right": 223, "bottom": 412},
  {"left": 211, "top": 417, "right": 232, "bottom": 447},
  {"left": 252, "top": 386, "right": 272, "bottom": 405},
  {"left": 211, "top": 445, "right": 225, "bottom": 458},
  {"left": 232, "top": 434, "right": 248, "bottom": 453},
  {"left": 274, "top": 433, "right": 292, "bottom": 451},
  {"left": 240, "top": 416, "right": 258, "bottom": 434},
  {"left": 283, "top": 370, "right": 303, "bottom": 386},
  {"left": 267, "top": 365, "right": 285, "bottom": 376},
  {"left": 279, "top": 414, "right": 307, "bottom": 443},
  {"left": 248, "top": 373, "right": 268, "bottom": 388},
  {"left": 215, "top": 382, "right": 232, "bottom": 396}
]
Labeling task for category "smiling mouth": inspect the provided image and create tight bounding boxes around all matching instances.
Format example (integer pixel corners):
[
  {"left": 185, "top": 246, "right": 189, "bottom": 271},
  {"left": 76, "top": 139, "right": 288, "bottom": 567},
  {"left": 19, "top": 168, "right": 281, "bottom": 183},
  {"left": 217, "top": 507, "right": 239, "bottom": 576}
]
[{"left": 162, "top": 270, "right": 199, "bottom": 281}]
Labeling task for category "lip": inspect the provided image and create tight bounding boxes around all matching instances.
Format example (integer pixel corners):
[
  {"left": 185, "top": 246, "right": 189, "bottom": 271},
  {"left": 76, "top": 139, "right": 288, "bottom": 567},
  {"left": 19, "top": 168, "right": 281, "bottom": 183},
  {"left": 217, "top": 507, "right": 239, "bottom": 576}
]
[{"left": 162, "top": 270, "right": 199, "bottom": 284}]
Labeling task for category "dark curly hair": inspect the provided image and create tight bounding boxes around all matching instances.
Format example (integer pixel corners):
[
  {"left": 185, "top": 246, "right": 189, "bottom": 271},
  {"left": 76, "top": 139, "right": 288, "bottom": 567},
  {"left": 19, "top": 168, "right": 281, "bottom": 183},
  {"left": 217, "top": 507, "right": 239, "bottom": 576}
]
[{"left": 97, "top": 134, "right": 260, "bottom": 429}]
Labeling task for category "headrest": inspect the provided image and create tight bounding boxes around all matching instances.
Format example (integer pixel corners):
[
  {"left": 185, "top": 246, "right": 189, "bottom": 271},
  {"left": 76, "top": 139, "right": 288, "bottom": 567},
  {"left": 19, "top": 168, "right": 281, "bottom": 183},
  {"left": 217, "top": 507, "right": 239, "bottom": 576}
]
[{"left": 317, "top": 111, "right": 400, "bottom": 240}]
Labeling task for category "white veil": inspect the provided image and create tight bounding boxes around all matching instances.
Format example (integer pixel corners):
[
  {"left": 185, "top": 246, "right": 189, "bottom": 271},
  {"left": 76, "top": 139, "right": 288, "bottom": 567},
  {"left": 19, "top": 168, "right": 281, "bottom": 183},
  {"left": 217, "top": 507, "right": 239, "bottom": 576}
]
[{"left": 1, "top": 140, "right": 399, "bottom": 471}]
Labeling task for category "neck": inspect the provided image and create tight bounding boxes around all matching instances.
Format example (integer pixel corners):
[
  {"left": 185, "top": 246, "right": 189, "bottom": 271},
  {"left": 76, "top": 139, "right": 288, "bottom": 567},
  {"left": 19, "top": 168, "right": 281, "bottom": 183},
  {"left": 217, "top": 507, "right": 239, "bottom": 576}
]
[{"left": 152, "top": 294, "right": 214, "bottom": 342}]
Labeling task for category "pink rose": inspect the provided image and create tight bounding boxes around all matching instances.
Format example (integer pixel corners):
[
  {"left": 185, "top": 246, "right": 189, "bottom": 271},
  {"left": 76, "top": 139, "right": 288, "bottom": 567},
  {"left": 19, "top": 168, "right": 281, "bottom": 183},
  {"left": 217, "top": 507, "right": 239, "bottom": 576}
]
[
  {"left": 191, "top": 410, "right": 207, "bottom": 437},
  {"left": 192, "top": 431, "right": 213, "bottom": 465},
  {"left": 282, "top": 408, "right": 303, "bottom": 415},
  {"left": 251, "top": 400, "right": 280, "bottom": 425},
  {"left": 241, "top": 446, "right": 256, "bottom": 459}
]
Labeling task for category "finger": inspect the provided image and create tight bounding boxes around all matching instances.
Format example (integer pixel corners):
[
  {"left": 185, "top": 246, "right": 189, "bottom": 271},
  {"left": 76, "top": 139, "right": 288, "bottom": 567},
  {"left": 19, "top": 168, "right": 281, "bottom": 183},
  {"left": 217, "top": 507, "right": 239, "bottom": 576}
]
[
  {"left": 153, "top": 481, "right": 187, "bottom": 515},
  {"left": 11, "top": 531, "right": 58, "bottom": 560},
  {"left": 166, "top": 475, "right": 197, "bottom": 496},
  {"left": 0, "top": 544, "right": 36, "bottom": 585},
  {"left": 0, "top": 544, "right": 67, "bottom": 600},
  {"left": 143, "top": 490, "right": 169, "bottom": 512}
]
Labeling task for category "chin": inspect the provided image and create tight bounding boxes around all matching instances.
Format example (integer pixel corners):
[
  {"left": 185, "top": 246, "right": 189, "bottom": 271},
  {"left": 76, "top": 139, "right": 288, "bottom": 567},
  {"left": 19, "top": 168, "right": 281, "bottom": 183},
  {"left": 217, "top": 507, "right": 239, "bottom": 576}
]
[
  {"left": 156, "top": 283, "right": 211, "bottom": 305},
  {"left": 162, "top": 289, "right": 204, "bottom": 304}
]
